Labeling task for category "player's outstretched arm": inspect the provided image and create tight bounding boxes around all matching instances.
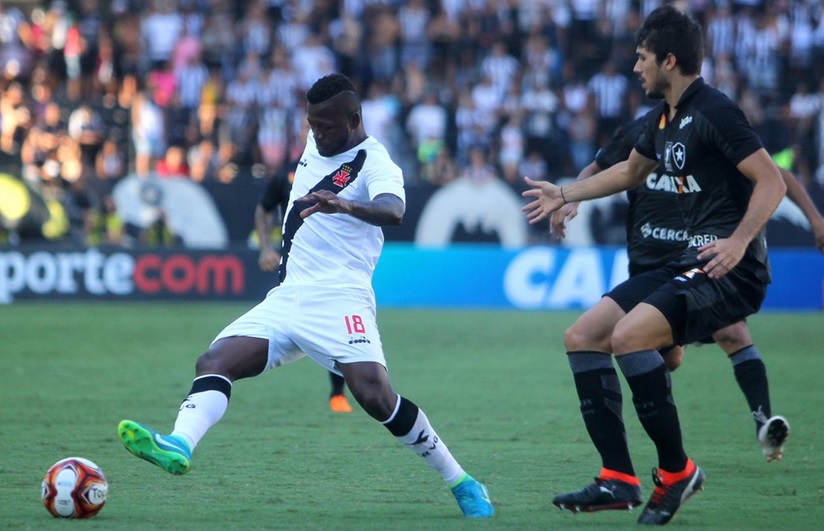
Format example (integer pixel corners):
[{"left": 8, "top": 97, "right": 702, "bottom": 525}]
[
  {"left": 779, "top": 168, "right": 824, "bottom": 252},
  {"left": 297, "top": 190, "right": 404, "bottom": 226},
  {"left": 523, "top": 152, "right": 655, "bottom": 225}
]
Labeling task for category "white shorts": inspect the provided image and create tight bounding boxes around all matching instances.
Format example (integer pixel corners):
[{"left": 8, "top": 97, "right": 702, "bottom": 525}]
[{"left": 212, "top": 283, "right": 386, "bottom": 374}]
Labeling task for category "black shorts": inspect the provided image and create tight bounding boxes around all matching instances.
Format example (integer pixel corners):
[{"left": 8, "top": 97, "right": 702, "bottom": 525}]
[{"left": 606, "top": 265, "right": 766, "bottom": 346}]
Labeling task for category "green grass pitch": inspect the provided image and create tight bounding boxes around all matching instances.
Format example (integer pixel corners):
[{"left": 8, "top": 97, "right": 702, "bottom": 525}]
[{"left": 1, "top": 302, "right": 822, "bottom": 529}]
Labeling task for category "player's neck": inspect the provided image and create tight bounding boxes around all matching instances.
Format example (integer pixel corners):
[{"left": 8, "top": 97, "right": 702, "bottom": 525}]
[
  {"left": 665, "top": 75, "right": 700, "bottom": 116},
  {"left": 343, "top": 131, "right": 368, "bottom": 152}
]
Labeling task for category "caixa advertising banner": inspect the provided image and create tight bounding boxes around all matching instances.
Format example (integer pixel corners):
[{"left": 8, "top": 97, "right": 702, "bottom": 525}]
[
  {"left": 0, "top": 246, "right": 273, "bottom": 304},
  {"left": 372, "top": 244, "right": 824, "bottom": 311}
]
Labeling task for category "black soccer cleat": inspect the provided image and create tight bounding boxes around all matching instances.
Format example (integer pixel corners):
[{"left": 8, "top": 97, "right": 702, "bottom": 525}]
[
  {"left": 552, "top": 477, "right": 643, "bottom": 513},
  {"left": 637, "top": 464, "right": 705, "bottom": 525}
]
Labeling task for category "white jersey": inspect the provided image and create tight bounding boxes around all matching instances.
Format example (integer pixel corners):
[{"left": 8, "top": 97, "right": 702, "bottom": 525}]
[{"left": 279, "top": 131, "right": 405, "bottom": 289}]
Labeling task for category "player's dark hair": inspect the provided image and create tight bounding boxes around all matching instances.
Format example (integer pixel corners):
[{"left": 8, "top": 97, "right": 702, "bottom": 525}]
[
  {"left": 636, "top": 4, "right": 703, "bottom": 76},
  {"left": 306, "top": 74, "right": 358, "bottom": 105}
]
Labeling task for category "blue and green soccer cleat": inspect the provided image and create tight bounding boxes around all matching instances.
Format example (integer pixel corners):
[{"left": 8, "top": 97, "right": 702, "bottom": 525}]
[
  {"left": 451, "top": 474, "right": 494, "bottom": 517},
  {"left": 117, "top": 419, "right": 192, "bottom": 475}
]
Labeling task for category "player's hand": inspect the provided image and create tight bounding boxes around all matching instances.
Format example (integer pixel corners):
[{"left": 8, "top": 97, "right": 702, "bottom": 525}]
[
  {"left": 258, "top": 247, "right": 280, "bottom": 272},
  {"left": 521, "top": 177, "right": 564, "bottom": 225},
  {"left": 297, "top": 190, "right": 351, "bottom": 218},
  {"left": 810, "top": 216, "right": 824, "bottom": 253},
  {"left": 697, "top": 237, "right": 747, "bottom": 279},
  {"left": 550, "top": 202, "right": 580, "bottom": 239}
]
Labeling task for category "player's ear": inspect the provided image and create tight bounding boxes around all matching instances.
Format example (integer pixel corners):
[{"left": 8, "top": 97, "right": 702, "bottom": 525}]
[{"left": 348, "top": 110, "right": 361, "bottom": 130}]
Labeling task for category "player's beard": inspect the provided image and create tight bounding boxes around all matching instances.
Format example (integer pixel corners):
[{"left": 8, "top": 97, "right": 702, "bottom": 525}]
[{"left": 645, "top": 71, "right": 668, "bottom": 100}]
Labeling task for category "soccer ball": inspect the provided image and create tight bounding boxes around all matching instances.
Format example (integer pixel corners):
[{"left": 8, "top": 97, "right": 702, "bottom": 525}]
[{"left": 41, "top": 457, "right": 108, "bottom": 519}]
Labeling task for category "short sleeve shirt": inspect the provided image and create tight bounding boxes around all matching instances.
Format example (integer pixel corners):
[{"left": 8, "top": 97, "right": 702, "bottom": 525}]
[
  {"left": 634, "top": 78, "right": 770, "bottom": 283},
  {"left": 278, "top": 132, "right": 405, "bottom": 289}
]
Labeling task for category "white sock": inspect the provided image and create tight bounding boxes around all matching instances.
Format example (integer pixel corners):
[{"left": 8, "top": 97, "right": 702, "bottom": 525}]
[
  {"left": 394, "top": 407, "right": 465, "bottom": 485},
  {"left": 171, "top": 375, "right": 231, "bottom": 451}
]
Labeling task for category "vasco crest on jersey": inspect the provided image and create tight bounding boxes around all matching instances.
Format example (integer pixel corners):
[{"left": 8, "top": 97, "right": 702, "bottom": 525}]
[
  {"left": 332, "top": 166, "right": 352, "bottom": 187},
  {"left": 323, "top": 149, "right": 365, "bottom": 191}
]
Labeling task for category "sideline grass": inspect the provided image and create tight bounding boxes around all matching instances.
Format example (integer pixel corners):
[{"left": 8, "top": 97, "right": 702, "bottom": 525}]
[{"left": 0, "top": 302, "right": 822, "bottom": 529}]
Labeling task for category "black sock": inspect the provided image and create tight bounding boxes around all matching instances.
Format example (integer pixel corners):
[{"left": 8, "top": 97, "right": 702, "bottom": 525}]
[
  {"left": 329, "top": 371, "right": 345, "bottom": 397},
  {"left": 616, "top": 350, "right": 687, "bottom": 473},
  {"left": 729, "top": 345, "right": 770, "bottom": 433},
  {"left": 568, "top": 352, "right": 635, "bottom": 477}
]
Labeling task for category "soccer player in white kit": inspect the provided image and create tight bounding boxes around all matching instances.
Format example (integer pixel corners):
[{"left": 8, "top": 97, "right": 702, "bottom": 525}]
[{"left": 117, "top": 73, "right": 494, "bottom": 518}]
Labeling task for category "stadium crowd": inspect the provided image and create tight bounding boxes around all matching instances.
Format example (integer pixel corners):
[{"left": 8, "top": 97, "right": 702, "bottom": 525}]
[{"left": 1, "top": 0, "right": 824, "bottom": 246}]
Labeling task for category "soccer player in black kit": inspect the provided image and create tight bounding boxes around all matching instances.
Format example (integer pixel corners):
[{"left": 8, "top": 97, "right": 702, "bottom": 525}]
[
  {"left": 553, "top": 112, "right": 824, "bottom": 465},
  {"left": 522, "top": 5, "right": 786, "bottom": 525}
]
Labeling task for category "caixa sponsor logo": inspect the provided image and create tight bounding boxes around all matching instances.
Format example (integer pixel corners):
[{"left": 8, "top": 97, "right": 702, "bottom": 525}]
[
  {"left": 503, "top": 247, "right": 630, "bottom": 309},
  {"left": 0, "top": 248, "right": 245, "bottom": 303}
]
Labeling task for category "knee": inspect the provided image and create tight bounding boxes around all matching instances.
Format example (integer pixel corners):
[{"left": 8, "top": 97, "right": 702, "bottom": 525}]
[
  {"left": 349, "top": 383, "right": 396, "bottom": 421},
  {"left": 713, "top": 331, "right": 750, "bottom": 354},
  {"left": 564, "top": 323, "right": 607, "bottom": 352},
  {"left": 610, "top": 321, "right": 636, "bottom": 354},
  {"left": 195, "top": 348, "right": 224, "bottom": 376},
  {"left": 195, "top": 350, "right": 217, "bottom": 375}
]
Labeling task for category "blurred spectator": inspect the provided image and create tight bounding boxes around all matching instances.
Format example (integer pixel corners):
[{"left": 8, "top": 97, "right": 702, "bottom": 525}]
[
  {"left": 328, "top": 6, "right": 363, "bottom": 79},
  {"left": 196, "top": 66, "right": 223, "bottom": 140},
  {"left": 398, "top": 0, "right": 431, "bottom": 71},
  {"left": 461, "top": 145, "right": 498, "bottom": 184},
  {"left": 520, "top": 77, "right": 559, "bottom": 172},
  {"left": 406, "top": 90, "right": 448, "bottom": 173},
  {"left": 498, "top": 112, "right": 525, "bottom": 187},
  {"left": 361, "top": 80, "right": 401, "bottom": 156},
  {"left": 471, "top": 74, "right": 502, "bottom": 137},
  {"left": 291, "top": 33, "right": 335, "bottom": 92},
  {"left": 156, "top": 144, "right": 189, "bottom": 178},
  {"left": 175, "top": 52, "right": 208, "bottom": 113},
  {"left": 223, "top": 65, "right": 258, "bottom": 150},
  {"left": 200, "top": 6, "right": 234, "bottom": 72},
  {"left": 789, "top": 81, "right": 821, "bottom": 143},
  {"left": 587, "top": 59, "right": 629, "bottom": 146},
  {"left": 481, "top": 40, "right": 520, "bottom": 99},
  {"left": 519, "top": 150, "right": 549, "bottom": 184},
  {"left": 67, "top": 102, "right": 104, "bottom": 167},
  {"left": 426, "top": 4, "right": 460, "bottom": 82},
  {"left": 171, "top": 21, "right": 201, "bottom": 74},
  {"left": 187, "top": 137, "right": 217, "bottom": 182},
  {"left": 420, "top": 145, "right": 458, "bottom": 187},
  {"left": 140, "top": 0, "right": 183, "bottom": 72},
  {"left": 0, "top": 81, "right": 32, "bottom": 158},
  {"left": 365, "top": 5, "right": 399, "bottom": 83},
  {"left": 567, "top": 106, "right": 597, "bottom": 174},
  {"left": 131, "top": 81, "right": 165, "bottom": 175},
  {"left": 95, "top": 137, "right": 126, "bottom": 184}
]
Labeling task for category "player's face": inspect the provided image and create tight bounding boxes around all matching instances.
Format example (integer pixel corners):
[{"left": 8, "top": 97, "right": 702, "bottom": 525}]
[
  {"left": 634, "top": 46, "right": 668, "bottom": 99},
  {"left": 306, "top": 101, "right": 354, "bottom": 157}
]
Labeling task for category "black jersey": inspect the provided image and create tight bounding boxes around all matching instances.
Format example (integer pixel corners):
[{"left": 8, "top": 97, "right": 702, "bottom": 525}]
[
  {"left": 633, "top": 78, "right": 770, "bottom": 283},
  {"left": 595, "top": 114, "right": 687, "bottom": 276},
  {"left": 260, "top": 161, "right": 296, "bottom": 216}
]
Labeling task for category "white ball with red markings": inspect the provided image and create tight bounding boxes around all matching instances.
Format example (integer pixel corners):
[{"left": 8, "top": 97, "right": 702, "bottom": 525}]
[{"left": 41, "top": 457, "right": 108, "bottom": 519}]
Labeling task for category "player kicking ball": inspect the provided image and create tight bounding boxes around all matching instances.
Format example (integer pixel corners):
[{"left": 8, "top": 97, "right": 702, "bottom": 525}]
[{"left": 117, "top": 74, "right": 493, "bottom": 518}]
